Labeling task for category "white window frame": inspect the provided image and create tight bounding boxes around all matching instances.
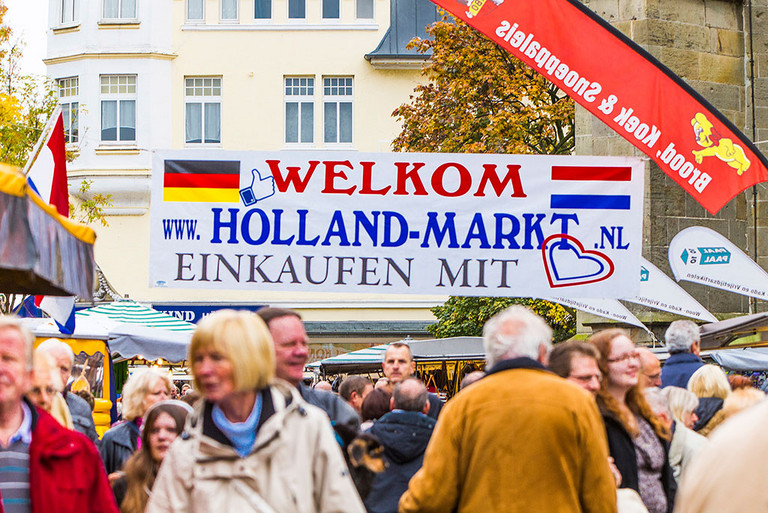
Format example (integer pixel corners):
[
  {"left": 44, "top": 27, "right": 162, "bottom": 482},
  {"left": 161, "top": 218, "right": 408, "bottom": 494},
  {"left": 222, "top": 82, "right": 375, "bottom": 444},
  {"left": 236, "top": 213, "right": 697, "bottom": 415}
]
[
  {"left": 322, "top": 0, "right": 340, "bottom": 19},
  {"left": 287, "top": 0, "right": 305, "bottom": 19},
  {"left": 58, "top": 77, "right": 79, "bottom": 145},
  {"left": 220, "top": 0, "right": 238, "bottom": 21},
  {"left": 254, "top": 0, "right": 271, "bottom": 20},
  {"left": 356, "top": 0, "right": 374, "bottom": 19},
  {"left": 100, "top": 74, "right": 137, "bottom": 144},
  {"left": 323, "top": 76, "right": 353, "bottom": 146},
  {"left": 60, "top": 0, "right": 77, "bottom": 25},
  {"left": 186, "top": 0, "right": 204, "bottom": 21},
  {"left": 284, "top": 76, "right": 314, "bottom": 145},
  {"left": 103, "top": 0, "right": 137, "bottom": 20},
  {"left": 185, "top": 77, "right": 223, "bottom": 146}
]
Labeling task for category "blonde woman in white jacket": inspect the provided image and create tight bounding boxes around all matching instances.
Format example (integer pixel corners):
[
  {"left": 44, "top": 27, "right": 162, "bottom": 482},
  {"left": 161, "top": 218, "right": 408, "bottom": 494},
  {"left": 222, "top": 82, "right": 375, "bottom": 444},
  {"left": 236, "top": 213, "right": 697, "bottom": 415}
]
[{"left": 147, "top": 310, "right": 365, "bottom": 513}]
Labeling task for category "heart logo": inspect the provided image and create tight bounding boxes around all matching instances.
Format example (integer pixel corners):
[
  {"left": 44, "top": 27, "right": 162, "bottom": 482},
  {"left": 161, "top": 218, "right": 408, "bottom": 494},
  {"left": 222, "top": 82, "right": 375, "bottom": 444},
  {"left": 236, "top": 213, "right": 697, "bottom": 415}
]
[{"left": 542, "top": 234, "right": 615, "bottom": 288}]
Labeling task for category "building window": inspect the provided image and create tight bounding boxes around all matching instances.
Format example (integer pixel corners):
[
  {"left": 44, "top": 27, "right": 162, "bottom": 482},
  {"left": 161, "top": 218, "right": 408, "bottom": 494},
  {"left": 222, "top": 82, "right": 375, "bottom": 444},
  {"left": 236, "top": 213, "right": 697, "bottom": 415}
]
[
  {"left": 356, "top": 0, "right": 373, "bottom": 19},
  {"left": 221, "top": 0, "right": 237, "bottom": 20},
  {"left": 322, "top": 0, "right": 339, "bottom": 18},
  {"left": 61, "top": 0, "right": 77, "bottom": 24},
  {"left": 58, "top": 77, "right": 79, "bottom": 144},
  {"left": 323, "top": 77, "right": 352, "bottom": 144},
  {"left": 288, "top": 0, "right": 305, "bottom": 19},
  {"left": 100, "top": 75, "right": 136, "bottom": 142},
  {"left": 185, "top": 77, "right": 222, "bottom": 144},
  {"left": 187, "top": 0, "right": 203, "bottom": 20},
  {"left": 254, "top": 0, "right": 271, "bottom": 18},
  {"left": 103, "top": 0, "right": 136, "bottom": 19},
  {"left": 285, "top": 77, "right": 313, "bottom": 144}
]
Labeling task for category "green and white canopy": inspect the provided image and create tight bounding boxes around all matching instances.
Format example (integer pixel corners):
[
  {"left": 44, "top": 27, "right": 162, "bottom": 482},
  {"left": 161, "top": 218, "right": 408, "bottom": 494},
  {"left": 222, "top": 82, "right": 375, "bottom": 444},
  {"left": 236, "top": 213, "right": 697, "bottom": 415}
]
[{"left": 77, "top": 300, "right": 196, "bottom": 332}]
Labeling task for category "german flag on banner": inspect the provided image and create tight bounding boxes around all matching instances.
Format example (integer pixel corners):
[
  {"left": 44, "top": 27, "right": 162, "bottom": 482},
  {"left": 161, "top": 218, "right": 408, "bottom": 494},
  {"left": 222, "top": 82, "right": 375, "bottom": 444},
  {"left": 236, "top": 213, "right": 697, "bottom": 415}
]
[{"left": 163, "top": 160, "right": 240, "bottom": 202}]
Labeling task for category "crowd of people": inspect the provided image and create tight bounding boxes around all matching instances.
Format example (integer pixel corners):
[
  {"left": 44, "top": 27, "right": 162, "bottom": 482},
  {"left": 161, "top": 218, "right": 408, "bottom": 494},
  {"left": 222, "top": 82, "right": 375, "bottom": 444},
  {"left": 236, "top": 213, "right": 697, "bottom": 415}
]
[{"left": 0, "top": 309, "right": 766, "bottom": 512}]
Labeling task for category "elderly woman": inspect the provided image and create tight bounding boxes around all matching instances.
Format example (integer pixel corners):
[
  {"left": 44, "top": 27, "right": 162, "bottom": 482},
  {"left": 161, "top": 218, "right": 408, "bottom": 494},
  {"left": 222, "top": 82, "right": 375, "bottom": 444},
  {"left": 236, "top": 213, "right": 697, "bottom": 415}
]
[
  {"left": 100, "top": 368, "right": 172, "bottom": 476},
  {"left": 113, "top": 401, "right": 192, "bottom": 513},
  {"left": 589, "top": 329, "right": 675, "bottom": 513},
  {"left": 661, "top": 387, "right": 707, "bottom": 479},
  {"left": 29, "top": 349, "right": 73, "bottom": 429},
  {"left": 687, "top": 364, "right": 730, "bottom": 436},
  {"left": 147, "top": 310, "right": 364, "bottom": 513}
]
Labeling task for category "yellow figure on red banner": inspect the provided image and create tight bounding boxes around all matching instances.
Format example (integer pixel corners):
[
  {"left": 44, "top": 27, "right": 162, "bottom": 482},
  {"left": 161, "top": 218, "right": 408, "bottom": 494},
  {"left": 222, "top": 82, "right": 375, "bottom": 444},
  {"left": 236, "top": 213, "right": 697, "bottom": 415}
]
[
  {"left": 691, "top": 113, "right": 750, "bottom": 175},
  {"left": 461, "top": 0, "right": 502, "bottom": 18}
]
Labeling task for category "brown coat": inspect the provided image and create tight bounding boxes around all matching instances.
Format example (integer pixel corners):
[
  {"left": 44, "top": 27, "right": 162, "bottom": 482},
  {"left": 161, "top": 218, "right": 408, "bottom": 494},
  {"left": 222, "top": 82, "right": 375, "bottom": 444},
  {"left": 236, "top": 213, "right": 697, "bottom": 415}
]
[
  {"left": 399, "top": 358, "right": 617, "bottom": 513},
  {"left": 675, "top": 399, "right": 768, "bottom": 513}
]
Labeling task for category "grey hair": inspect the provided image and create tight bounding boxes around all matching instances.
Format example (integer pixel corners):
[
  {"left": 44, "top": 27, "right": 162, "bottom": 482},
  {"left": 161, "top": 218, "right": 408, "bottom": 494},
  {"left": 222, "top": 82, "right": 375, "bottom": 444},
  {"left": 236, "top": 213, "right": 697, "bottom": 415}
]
[
  {"left": 393, "top": 377, "right": 427, "bottom": 412},
  {"left": 0, "top": 316, "right": 35, "bottom": 371},
  {"left": 663, "top": 386, "right": 699, "bottom": 424},
  {"left": 664, "top": 320, "right": 700, "bottom": 353},
  {"left": 37, "top": 338, "right": 75, "bottom": 366},
  {"left": 643, "top": 387, "right": 672, "bottom": 419},
  {"left": 483, "top": 306, "right": 553, "bottom": 369}
]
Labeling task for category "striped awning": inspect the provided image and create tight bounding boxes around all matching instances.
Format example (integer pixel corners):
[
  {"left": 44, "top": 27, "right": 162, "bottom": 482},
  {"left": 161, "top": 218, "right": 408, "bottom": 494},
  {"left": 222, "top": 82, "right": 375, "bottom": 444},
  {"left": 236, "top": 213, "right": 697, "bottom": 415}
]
[
  {"left": 77, "top": 300, "right": 196, "bottom": 332},
  {"left": 306, "top": 344, "right": 389, "bottom": 369}
]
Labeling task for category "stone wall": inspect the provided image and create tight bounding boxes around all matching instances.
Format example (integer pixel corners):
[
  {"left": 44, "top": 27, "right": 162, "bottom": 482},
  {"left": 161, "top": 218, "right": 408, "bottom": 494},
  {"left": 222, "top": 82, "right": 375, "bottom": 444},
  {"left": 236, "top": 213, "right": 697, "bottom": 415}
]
[{"left": 575, "top": 0, "right": 763, "bottom": 326}]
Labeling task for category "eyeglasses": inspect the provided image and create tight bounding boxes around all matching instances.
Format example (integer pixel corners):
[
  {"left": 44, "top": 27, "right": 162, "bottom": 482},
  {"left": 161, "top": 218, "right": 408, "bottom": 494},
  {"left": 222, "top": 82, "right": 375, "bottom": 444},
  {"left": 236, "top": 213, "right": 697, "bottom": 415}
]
[
  {"left": 569, "top": 373, "right": 603, "bottom": 383},
  {"left": 607, "top": 352, "right": 640, "bottom": 364}
]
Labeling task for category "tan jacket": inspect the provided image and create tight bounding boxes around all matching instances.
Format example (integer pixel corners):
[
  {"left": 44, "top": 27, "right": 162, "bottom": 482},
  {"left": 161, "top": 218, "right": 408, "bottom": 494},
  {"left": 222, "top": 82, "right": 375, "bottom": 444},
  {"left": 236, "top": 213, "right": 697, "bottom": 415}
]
[
  {"left": 399, "top": 359, "right": 617, "bottom": 513},
  {"left": 667, "top": 424, "right": 706, "bottom": 480},
  {"left": 146, "top": 380, "right": 365, "bottom": 513},
  {"left": 675, "top": 399, "right": 768, "bottom": 513}
]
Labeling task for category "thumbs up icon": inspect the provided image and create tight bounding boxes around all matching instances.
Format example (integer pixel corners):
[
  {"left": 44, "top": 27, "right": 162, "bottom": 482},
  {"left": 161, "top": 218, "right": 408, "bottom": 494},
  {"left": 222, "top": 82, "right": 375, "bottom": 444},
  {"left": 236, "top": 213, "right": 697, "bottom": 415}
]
[{"left": 239, "top": 168, "right": 276, "bottom": 206}]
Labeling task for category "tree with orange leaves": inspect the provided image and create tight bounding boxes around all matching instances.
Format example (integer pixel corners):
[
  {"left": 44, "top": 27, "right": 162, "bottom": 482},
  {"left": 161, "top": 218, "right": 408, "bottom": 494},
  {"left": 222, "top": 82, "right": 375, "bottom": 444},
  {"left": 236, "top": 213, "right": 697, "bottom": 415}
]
[{"left": 393, "top": 15, "right": 574, "bottom": 155}]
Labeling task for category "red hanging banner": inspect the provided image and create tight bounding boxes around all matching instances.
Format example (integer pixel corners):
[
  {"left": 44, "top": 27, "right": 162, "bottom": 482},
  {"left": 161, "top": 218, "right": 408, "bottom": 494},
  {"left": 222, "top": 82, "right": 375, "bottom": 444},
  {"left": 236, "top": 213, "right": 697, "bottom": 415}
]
[{"left": 428, "top": 0, "right": 768, "bottom": 214}]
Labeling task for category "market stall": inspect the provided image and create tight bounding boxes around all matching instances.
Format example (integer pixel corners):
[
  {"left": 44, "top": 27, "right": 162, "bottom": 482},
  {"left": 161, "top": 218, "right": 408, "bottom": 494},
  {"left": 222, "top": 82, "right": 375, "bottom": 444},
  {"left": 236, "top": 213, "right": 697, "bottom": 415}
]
[
  {"left": 309, "top": 337, "right": 486, "bottom": 399},
  {"left": 0, "top": 164, "right": 94, "bottom": 297}
]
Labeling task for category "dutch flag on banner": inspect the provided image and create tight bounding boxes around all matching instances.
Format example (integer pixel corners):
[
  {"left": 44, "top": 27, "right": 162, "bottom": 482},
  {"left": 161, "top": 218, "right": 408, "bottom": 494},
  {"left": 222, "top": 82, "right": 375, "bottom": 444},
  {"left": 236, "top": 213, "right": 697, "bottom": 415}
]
[
  {"left": 24, "top": 105, "right": 76, "bottom": 334},
  {"left": 549, "top": 166, "right": 632, "bottom": 210}
]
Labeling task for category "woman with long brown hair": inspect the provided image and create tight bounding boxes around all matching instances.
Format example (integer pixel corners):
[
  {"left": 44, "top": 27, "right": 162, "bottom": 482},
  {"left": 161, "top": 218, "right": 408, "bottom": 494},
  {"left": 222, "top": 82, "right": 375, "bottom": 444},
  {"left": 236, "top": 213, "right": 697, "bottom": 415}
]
[
  {"left": 113, "top": 400, "right": 192, "bottom": 513},
  {"left": 589, "top": 328, "right": 675, "bottom": 513}
]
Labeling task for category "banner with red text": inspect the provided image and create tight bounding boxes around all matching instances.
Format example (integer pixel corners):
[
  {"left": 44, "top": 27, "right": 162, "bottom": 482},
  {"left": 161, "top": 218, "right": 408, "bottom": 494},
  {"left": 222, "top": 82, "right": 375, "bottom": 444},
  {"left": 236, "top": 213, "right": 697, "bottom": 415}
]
[
  {"left": 149, "top": 151, "right": 644, "bottom": 298},
  {"left": 428, "top": 0, "right": 768, "bottom": 214}
]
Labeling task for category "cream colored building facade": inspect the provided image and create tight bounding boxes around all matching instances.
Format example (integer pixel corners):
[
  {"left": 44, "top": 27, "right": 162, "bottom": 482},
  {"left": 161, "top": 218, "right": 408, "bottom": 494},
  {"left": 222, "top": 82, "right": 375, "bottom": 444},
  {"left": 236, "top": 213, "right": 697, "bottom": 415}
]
[{"left": 45, "top": 0, "right": 444, "bottom": 352}]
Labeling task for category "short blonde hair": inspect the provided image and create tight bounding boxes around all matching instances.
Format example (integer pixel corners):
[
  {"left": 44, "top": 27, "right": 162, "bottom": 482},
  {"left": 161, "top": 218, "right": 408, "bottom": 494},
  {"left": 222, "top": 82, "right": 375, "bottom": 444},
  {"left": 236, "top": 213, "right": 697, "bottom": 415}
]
[
  {"left": 189, "top": 310, "right": 275, "bottom": 395},
  {"left": 687, "top": 364, "right": 731, "bottom": 400},
  {"left": 663, "top": 386, "right": 699, "bottom": 424},
  {"left": 121, "top": 369, "right": 172, "bottom": 421},
  {"left": 722, "top": 387, "right": 765, "bottom": 419},
  {"left": 33, "top": 349, "right": 63, "bottom": 391}
]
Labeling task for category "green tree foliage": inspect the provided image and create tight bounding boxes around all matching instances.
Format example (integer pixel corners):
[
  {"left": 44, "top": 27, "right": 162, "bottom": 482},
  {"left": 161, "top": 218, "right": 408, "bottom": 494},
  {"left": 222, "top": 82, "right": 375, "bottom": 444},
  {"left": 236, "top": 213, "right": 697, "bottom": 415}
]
[
  {"left": 428, "top": 297, "right": 576, "bottom": 342},
  {"left": 70, "top": 179, "right": 113, "bottom": 227},
  {"left": 392, "top": 15, "right": 574, "bottom": 154}
]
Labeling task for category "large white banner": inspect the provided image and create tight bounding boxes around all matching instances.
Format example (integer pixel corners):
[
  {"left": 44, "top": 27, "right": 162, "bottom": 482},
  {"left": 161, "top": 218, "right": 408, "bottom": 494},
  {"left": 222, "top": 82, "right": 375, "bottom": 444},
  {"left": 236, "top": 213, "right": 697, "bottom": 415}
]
[
  {"left": 149, "top": 151, "right": 644, "bottom": 298},
  {"left": 622, "top": 257, "right": 718, "bottom": 322},
  {"left": 669, "top": 226, "right": 768, "bottom": 301},
  {"left": 546, "top": 297, "right": 647, "bottom": 329}
]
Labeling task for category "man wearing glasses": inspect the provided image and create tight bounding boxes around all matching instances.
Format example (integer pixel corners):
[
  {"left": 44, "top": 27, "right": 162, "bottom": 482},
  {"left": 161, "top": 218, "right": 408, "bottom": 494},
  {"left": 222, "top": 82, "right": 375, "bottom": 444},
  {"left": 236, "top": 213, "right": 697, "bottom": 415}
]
[{"left": 549, "top": 341, "right": 603, "bottom": 395}]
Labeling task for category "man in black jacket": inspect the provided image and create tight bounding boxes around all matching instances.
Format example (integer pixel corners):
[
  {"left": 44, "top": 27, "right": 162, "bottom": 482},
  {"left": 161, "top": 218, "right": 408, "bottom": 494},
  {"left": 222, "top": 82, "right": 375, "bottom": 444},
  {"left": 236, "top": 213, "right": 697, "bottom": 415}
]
[
  {"left": 381, "top": 343, "right": 442, "bottom": 420},
  {"left": 364, "top": 378, "right": 435, "bottom": 513}
]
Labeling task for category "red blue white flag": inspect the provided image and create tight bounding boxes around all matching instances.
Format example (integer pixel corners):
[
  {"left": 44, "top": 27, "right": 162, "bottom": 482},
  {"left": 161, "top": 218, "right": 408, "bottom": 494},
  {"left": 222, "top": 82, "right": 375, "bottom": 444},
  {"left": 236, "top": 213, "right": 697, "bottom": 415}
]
[{"left": 24, "top": 105, "right": 76, "bottom": 333}]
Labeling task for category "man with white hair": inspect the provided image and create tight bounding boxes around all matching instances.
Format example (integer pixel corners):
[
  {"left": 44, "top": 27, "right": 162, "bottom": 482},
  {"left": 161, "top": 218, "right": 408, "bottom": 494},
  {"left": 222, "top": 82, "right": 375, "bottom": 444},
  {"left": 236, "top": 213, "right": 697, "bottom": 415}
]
[
  {"left": 37, "top": 338, "right": 99, "bottom": 444},
  {"left": 661, "top": 320, "right": 704, "bottom": 388},
  {"left": 399, "top": 306, "right": 617, "bottom": 513},
  {"left": 0, "top": 317, "right": 117, "bottom": 512}
]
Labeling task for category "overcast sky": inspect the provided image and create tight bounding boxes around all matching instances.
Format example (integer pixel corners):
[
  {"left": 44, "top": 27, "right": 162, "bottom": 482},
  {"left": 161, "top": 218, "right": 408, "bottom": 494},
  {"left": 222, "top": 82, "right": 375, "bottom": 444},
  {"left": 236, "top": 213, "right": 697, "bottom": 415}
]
[{"left": 5, "top": 0, "right": 48, "bottom": 76}]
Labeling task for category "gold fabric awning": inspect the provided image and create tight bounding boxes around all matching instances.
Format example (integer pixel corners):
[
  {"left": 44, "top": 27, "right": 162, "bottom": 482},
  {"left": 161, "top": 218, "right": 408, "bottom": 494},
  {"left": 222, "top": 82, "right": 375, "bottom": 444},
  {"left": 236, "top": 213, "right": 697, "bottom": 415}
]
[{"left": 0, "top": 164, "right": 95, "bottom": 297}]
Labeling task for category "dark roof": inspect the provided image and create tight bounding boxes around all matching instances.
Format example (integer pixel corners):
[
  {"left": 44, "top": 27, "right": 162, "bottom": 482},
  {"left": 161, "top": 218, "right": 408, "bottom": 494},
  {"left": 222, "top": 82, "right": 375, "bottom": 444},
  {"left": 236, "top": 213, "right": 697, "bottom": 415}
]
[
  {"left": 365, "top": 0, "right": 441, "bottom": 60},
  {"left": 699, "top": 312, "right": 768, "bottom": 349}
]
